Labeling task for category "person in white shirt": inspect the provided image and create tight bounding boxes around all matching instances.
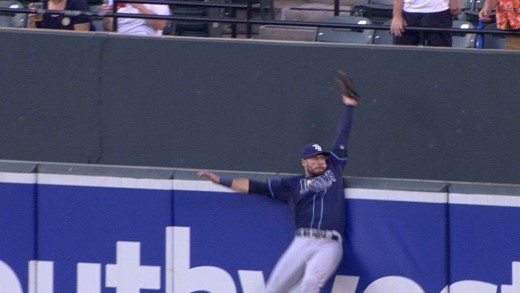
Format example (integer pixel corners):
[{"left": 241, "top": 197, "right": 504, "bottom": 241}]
[
  {"left": 390, "top": 0, "right": 461, "bottom": 46},
  {"left": 102, "top": 0, "right": 170, "bottom": 35}
]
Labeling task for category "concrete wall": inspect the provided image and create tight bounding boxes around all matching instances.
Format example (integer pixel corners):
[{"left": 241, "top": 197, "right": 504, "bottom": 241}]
[{"left": 1, "top": 28, "right": 519, "bottom": 184}]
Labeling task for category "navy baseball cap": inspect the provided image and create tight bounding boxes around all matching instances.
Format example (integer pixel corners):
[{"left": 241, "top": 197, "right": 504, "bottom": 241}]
[{"left": 301, "top": 143, "right": 330, "bottom": 159}]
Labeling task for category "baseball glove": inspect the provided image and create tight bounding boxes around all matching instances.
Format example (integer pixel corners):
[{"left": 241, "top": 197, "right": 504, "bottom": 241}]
[{"left": 336, "top": 70, "right": 360, "bottom": 104}]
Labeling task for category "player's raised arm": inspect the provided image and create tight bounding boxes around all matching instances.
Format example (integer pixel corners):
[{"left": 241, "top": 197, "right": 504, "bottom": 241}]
[
  {"left": 197, "top": 171, "right": 250, "bottom": 193},
  {"left": 330, "top": 71, "right": 359, "bottom": 161}
]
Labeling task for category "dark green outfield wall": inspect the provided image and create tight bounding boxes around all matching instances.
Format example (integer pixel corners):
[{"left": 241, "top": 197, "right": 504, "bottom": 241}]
[{"left": 1, "top": 28, "right": 518, "bottom": 184}]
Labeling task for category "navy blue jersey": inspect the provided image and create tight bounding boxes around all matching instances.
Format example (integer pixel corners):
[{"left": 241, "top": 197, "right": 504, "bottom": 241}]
[{"left": 249, "top": 105, "right": 354, "bottom": 237}]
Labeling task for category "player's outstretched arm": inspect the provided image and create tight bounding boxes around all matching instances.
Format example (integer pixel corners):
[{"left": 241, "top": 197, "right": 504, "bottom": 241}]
[
  {"left": 330, "top": 70, "right": 359, "bottom": 160},
  {"left": 197, "top": 171, "right": 250, "bottom": 193}
]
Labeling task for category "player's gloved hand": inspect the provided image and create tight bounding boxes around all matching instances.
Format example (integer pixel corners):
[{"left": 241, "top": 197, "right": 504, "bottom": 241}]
[{"left": 336, "top": 70, "right": 360, "bottom": 106}]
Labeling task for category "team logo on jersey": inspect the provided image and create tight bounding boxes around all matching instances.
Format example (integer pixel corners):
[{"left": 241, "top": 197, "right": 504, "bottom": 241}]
[{"left": 61, "top": 17, "right": 71, "bottom": 26}]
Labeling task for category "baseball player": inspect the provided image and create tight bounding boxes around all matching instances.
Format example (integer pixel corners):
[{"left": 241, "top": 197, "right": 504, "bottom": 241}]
[{"left": 197, "top": 70, "right": 359, "bottom": 293}]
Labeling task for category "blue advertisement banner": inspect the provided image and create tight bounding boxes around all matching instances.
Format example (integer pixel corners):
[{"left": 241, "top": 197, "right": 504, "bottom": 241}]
[
  {"left": 343, "top": 197, "right": 448, "bottom": 292},
  {"left": 1, "top": 172, "right": 520, "bottom": 292},
  {"left": 448, "top": 193, "right": 520, "bottom": 292},
  {"left": 0, "top": 173, "right": 36, "bottom": 293}
]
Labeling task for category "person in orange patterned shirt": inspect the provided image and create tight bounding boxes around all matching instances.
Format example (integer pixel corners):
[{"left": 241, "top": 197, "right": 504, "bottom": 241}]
[{"left": 480, "top": 0, "right": 520, "bottom": 49}]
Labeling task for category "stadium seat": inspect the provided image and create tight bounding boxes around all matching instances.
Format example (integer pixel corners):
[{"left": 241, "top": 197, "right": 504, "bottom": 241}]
[
  {"left": 231, "top": 0, "right": 274, "bottom": 20},
  {"left": 372, "top": 19, "right": 392, "bottom": 44},
  {"left": 315, "top": 16, "right": 374, "bottom": 44},
  {"left": 0, "top": 0, "right": 24, "bottom": 28},
  {"left": 458, "top": 0, "right": 472, "bottom": 10},
  {"left": 482, "top": 22, "right": 506, "bottom": 49},
  {"left": 452, "top": 20, "right": 476, "bottom": 48},
  {"left": 468, "top": 0, "right": 485, "bottom": 10},
  {"left": 352, "top": 0, "right": 392, "bottom": 24},
  {"left": 164, "top": 0, "right": 226, "bottom": 37},
  {"left": 456, "top": 0, "right": 472, "bottom": 20},
  {"left": 165, "top": 0, "right": 209, "bottom": 37}
]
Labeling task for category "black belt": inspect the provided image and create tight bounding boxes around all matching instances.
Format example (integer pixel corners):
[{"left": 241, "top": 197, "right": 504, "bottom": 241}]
[{"left": 295, "top": 228, "right": 341, "bottom": 242}]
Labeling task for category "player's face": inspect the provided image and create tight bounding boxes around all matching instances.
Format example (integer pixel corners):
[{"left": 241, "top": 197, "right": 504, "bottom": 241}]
[{"left": 302, "top": 154, "right": 327, "bottom": 177}]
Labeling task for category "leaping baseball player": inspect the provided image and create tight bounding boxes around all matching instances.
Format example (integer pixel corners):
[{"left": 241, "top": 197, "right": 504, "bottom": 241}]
[{"left": 198, "top": 70, "right": 359, "bottom": 293}]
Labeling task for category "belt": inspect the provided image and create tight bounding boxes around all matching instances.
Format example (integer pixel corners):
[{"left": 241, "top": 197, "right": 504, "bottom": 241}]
[{"left": 295, "top": 228, "right": 341, "bottom": 242}]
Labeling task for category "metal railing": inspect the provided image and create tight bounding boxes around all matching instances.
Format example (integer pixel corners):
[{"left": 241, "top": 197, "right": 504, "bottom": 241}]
[{"left": 1, "top": 2, "right": 519, "bottom": 43}]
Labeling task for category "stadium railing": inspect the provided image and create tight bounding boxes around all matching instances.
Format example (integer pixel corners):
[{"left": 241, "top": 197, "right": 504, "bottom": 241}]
[{"left": 0, "top": 0, "right": 518, "bottom": 47}]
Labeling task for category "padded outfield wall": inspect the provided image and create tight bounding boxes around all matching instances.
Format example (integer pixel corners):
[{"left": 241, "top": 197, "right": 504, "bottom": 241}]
[
  {"left": 1, "top": 160, "right": 520, "bottom": 293},
  {"left": 0, "top": 28, "right": 519, "bottom": 185}
]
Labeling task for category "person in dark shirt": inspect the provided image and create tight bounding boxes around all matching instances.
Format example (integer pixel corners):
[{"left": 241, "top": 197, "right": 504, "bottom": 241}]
[
  {"left": 198, "top": 71, "right": 360, "bottom": 293},
  {"left": 28, "top": 0, "right": 92, "bottom": 31}
]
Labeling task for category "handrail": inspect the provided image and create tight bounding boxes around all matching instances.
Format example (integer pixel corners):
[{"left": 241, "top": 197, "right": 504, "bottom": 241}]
[{"left": 1, "top": 4, "right": 520, "bottom": 40}]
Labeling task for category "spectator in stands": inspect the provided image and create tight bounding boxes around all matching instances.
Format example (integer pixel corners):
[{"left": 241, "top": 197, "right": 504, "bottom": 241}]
[
  {"left": 27, "top": 0, "right": 93, "bottom": 31},
  {"left": 101, "top": 0, "right": 170, "bottom": 35},
  {"left": 390, "top": 0, "right": 461, "bottom": 46},
  {"left": 479, "top": 0, "right": 520, "bottom": 49}
]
